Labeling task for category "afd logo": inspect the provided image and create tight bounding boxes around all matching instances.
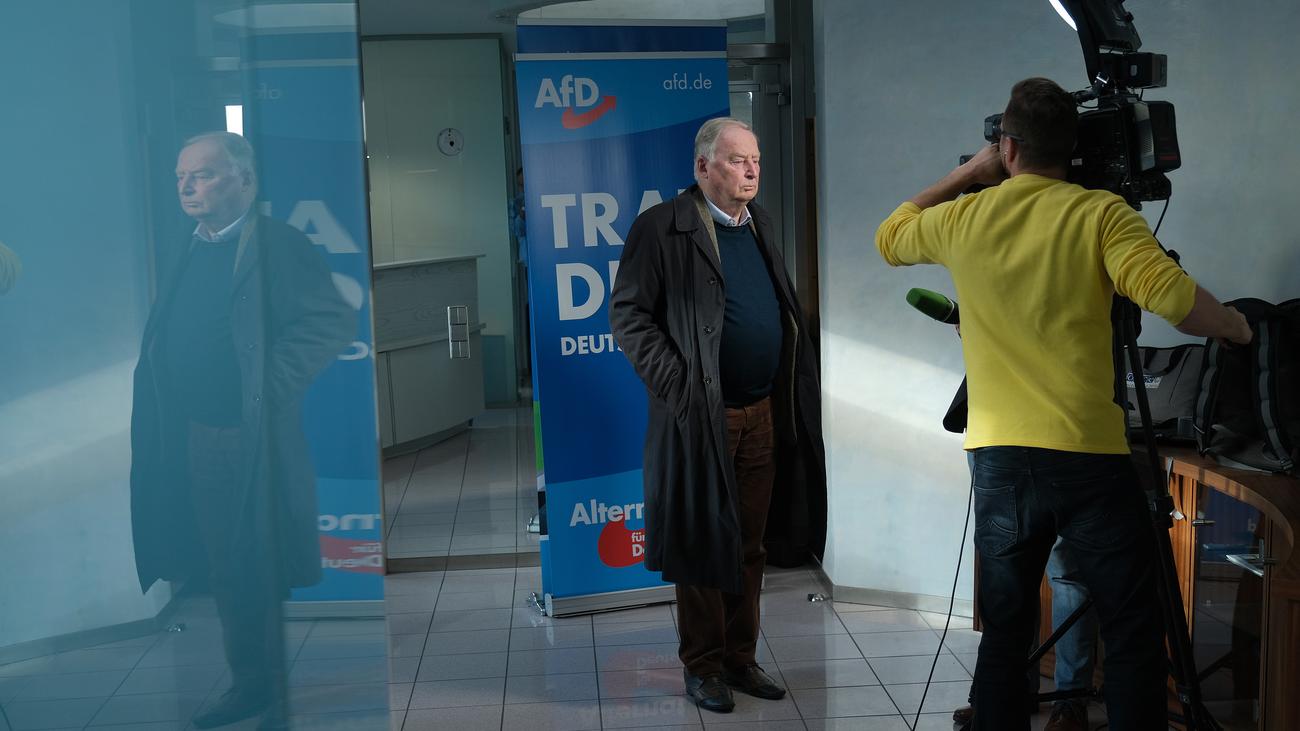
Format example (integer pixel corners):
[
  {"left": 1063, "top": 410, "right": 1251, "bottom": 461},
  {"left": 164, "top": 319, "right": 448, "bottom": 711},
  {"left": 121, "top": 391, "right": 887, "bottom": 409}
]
[{"left": 535, "top": 75, "right": 617, "bottom": 129}]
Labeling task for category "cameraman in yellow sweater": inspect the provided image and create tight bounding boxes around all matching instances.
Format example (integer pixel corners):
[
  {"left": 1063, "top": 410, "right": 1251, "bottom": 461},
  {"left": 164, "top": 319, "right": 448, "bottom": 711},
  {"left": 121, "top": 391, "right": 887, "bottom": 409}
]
[{"left": 875, "top": 77, "right": 1251, "bottom": 731}]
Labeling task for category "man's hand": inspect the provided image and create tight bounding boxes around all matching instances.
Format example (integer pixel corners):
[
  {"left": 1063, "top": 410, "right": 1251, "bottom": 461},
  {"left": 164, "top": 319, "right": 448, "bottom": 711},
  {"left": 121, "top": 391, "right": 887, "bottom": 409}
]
[
  {"left": 1219, "top": 305, "right": 1253, "bottom": 347},
  {"left": 962, "top": 143, "right": 1009, "bottom": 188},
  {"left": 908, "top": 143, "right": 1007, "bottom": 210}
]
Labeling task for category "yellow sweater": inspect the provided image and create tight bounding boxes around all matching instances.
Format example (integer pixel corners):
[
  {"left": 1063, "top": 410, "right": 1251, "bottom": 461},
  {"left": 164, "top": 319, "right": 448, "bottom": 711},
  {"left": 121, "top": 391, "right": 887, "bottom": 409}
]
[{"left": 876, "top": 174, "right": 1196, "bottom": 454}]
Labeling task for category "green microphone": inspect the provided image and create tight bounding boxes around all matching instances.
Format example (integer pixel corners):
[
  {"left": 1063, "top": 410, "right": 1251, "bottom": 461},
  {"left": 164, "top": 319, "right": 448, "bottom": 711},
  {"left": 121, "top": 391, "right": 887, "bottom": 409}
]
[{"left": 905, "top": 287, "right": 959, "bottom": 324}]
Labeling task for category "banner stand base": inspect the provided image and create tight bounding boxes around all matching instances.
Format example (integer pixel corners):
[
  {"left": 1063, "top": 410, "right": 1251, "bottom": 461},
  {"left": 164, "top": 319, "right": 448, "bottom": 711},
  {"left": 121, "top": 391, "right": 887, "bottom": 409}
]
[{"left": 546, "top": 585, "right": 675, "bottom": 618}]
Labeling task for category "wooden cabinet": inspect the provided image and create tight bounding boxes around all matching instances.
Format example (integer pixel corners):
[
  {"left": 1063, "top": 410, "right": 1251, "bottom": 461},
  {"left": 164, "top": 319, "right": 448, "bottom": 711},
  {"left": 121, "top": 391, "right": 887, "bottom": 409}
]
[
  {"left": 1025, "top": 450, "right": 1299, "bottom": 729},
  {"left": 1163, "top": 450, "right": 1300, "bottom": 730}
]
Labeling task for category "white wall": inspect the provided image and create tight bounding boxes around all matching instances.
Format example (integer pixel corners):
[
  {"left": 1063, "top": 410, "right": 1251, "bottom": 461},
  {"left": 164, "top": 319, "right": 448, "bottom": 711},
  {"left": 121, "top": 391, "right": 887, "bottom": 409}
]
[
  {"left": 814, "top": 0, "right": 1300, "bottom": 604},
  {"left": 362, "top": 38, "right": 517, "bottom": 402}
]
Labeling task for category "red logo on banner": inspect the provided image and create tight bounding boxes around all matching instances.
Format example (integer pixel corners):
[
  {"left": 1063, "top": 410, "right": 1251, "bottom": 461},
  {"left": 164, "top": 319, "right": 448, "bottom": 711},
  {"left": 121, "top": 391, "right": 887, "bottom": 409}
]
[
  {"left": 319, "top": 535, "right": 384, "bottom": 573},
  {"left": 597, "top": 517, "right": 646, "bottom": 567},
  {"left": 535, "top": 75, "right": 617, "bottom": 129},
  {"left": 561, "top": 95, "right": 618, "bottom": 129}
]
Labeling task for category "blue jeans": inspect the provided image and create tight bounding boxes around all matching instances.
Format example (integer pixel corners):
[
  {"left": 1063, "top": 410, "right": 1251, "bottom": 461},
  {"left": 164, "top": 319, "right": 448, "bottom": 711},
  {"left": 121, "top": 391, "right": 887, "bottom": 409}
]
[
  {"left": 971, "top": 447, "right": 1165, "bottom": 731},
  {"left": 1046, "top": 537, "right": 1097, "bottom": 693}
]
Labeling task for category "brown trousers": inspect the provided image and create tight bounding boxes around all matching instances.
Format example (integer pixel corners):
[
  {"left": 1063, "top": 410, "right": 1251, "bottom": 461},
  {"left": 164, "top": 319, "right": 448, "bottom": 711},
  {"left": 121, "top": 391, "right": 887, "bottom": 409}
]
[
  {"left": 188, "top": 422, "right": 287, "bottom": 697},
  {"left": 676, "top": 396, "right": 776, "bottom": 676}
]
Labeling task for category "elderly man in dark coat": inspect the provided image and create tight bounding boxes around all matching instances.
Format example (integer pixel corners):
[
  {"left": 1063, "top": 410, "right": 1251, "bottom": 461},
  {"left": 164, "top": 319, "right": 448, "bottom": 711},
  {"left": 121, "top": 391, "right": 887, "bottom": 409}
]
[
  {"left": 130, "top": 132, "right": 354, "bottom": 729},
  {"left": 610, "top": 117, "right": 825, "bottom": 714}
]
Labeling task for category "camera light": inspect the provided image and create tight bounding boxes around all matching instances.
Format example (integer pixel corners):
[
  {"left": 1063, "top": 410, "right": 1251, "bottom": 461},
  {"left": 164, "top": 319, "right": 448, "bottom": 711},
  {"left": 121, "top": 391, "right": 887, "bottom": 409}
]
[{"left": 1049, "top": 0, "right": 1078, "bottom": 31}]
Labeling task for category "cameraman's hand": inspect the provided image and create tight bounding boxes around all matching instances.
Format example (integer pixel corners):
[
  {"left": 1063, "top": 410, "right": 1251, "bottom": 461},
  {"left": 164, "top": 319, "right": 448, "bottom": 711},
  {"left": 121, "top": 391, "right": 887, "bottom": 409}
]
[
  {"left": 1220, "top": 306, "right": 1253, "bottom": 347},
  {"left": 962, "top": 143, "right": 1008, "bottom": 188}
]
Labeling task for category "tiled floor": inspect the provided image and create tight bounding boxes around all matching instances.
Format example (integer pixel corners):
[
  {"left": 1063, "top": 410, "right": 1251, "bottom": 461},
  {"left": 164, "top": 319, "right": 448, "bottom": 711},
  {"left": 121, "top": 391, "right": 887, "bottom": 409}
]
[
  {"left": 1, "top": 565, "right": 1159, "bottom": 730},
  {"left": 384, "top": 407, "right": 539, "bottom": 559},
  {"left": 384, "top": 565, "right": 1122, "bottom": 731},
  {"left": 0, "top": 594, "right": 390, "bottom": 730}
]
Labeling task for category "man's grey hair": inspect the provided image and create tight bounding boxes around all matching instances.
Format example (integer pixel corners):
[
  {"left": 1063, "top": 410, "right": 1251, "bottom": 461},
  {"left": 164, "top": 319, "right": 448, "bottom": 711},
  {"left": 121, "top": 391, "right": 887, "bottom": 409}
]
[
  {"left": 693, "top": 117, "right": 754, "bottom": 180},
  {"left": 184, "top": 131, "right": 257, "bottom": 182}
]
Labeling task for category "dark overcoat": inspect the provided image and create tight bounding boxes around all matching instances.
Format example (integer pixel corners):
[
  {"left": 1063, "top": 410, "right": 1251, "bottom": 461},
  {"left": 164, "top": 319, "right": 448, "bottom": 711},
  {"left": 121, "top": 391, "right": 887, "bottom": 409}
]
[
  {"left": 130, "top": 214, "right": 355, "bottom": 593},
  {"left": 609, "top": 186, "right": 826, "bottom": 595}
]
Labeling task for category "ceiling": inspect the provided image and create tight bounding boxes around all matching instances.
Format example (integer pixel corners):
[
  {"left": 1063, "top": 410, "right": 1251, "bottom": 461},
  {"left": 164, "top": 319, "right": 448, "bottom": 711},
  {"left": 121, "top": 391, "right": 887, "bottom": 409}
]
[{"left": 358, "top": 0, "right": 764, "bottom": 38}]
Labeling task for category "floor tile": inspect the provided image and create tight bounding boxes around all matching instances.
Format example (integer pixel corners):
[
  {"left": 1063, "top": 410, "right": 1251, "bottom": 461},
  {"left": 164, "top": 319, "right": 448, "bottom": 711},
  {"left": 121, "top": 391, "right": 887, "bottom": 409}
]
[
  {"left": 591, "top": 605, "right": 674, "bottom": 625},
  {"left": 759, "top": 609, "right": 847, "bottom": 638},
  {"left": 509, "top": 624, "right": 594, "bottom": 651},
  {"left": 505, "top": 672, "right": 599, "bottom": 704},
  {"left": 593, "top": 621, "right": 679, "bottom": 646},
  {"left": 311, "top": 618, "right": 389, "bottom": 637},
  {"left": 597, "top": 667, "right": 683, "bottom": 699},
  {"left": 3, "top": 697, "right": 104, "bottom": 729},
  {"left": 414, "top": 652, "right": 508, "bottom": 682},
  {"left": 916, "top": 610, "right": 974, "bottom": 631},
  {"left": 507, "top": 647, "right": 596, "bottom": 676},
  {"left": 401, "top": 704, "right": 504, "bottom": 731},
  {"left": 837, "top": 609, "right": 931, "bottom": 634},
  {"left": 287, "top": 682, "right": 389, "bottom": 715},
  {"left": 776, "top": 658, "right": 880, "bottom": 689},
  {"left": 884, "top": 679, "right": 971, "bottom": 716},
  {"left": 765, "top": 634, "right": 863, "bottom": 663},
  {"left": 594, "top": 642, "right": 682, "bottom": 672},
  {"left": 600, "top": 694, "right": 703, "bottom": 729},
  {"left": 385, "top": 611, "right": 433, "bottom": 636},
  {"left": 389, "top": 682, "right": 412, "bottom": 711},
  {"left": 407, "top": 676, "right": 505, "bottom": 709},
  {"left": 388, "top": 633, "right": 427, "bottom": 658},
  {"left": 422, "top": 628, "right": 511, "bottom": 656},
  {"left": 388, "top": 656, "right": 419, "bottom": 684},
  {"left": 15, "top": 669, "right": 129, "bottom": 700},
  {"left": 711, "top": 691, "right": 802, "bottom": 723},
  {"left": 804, "top": 717, "right": 911, "bottom": 730},
  {"left": 850, "top": 630, "right": 941, "bottom": 659},
  {"left": 867, "top": 653, "right": 970, "bottom": 685},
  {"left": 705, "top": 721, "right": 808, "bottom": 730},
  {"left": 940, "top": 629, "right": 983, "bottom": 654},
  {"left": 289, "top": 656, "right": 389, "bottom": 687},
  {"left": 500, "top": 699, "right": 602, "bottom": 731},
  {"left": 89, "top": 691, "right": 207, "bottom": 725},
  {"left": 382, "top": 593, "right": 440, "bottom": 615},
  {"left": 430, "top": 607, "right": 514, "bottom": 632},
  {"left": 433, "top": 585, "right": 517, "bottom": 611},
  {"left": 790, "top": 685, "right": 899, "bottom": 718}
]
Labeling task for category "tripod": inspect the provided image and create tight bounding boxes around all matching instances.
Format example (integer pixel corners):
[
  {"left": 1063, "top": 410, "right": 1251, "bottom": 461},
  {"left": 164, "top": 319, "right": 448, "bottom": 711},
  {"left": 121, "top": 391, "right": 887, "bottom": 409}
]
[{"left": 1015, "top": 296, "right": 1222, "bottom": 729}]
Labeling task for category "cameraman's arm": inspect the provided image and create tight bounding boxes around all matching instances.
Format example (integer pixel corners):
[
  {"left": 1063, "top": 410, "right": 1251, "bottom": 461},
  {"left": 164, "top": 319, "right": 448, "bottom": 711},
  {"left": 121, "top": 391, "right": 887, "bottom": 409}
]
[
  {"left": 878, "top": 145, "right": 1003, "bottom": 266},
  {"left": 1175, "top": 286, "right": 1252, "bottom": 345},
  {"left": 908, "top": 143, "right": 1007, "bottom": 210}
]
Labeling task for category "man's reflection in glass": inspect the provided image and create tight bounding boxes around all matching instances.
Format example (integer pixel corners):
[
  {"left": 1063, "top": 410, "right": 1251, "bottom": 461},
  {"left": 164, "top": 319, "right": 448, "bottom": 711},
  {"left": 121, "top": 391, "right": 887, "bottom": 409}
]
[{"left": 129, "top": 132, "right": 355, "bottom": 729}]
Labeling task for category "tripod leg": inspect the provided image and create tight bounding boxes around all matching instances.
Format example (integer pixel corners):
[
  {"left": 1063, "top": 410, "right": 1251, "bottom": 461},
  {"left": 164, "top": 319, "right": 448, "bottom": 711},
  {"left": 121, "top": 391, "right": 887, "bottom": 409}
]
[{"left": 1118, "top": 298, "right": 1222, "bottom": 730}]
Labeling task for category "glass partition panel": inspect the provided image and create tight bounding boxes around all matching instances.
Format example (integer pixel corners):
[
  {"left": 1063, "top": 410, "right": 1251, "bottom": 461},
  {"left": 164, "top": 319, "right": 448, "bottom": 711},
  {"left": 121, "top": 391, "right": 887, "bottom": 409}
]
[{"left": 0, "top": 2, "right": 387, "bottom": 728}]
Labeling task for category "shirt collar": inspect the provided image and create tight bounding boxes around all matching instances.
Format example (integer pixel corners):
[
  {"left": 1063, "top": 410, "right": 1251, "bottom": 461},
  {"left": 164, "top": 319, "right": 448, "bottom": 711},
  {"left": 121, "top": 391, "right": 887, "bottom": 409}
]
[
  {"left": 701, "top": 193, "right": 751, "bottom": 228},
  {"left": 193, "top": 209, "right": 250, "bottom": 243}
]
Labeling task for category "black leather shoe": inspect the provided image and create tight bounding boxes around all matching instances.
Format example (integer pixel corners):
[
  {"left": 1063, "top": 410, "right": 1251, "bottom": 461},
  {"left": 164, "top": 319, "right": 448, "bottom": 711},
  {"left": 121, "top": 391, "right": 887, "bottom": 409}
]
[
  {"left": 723, "top": 664, "right": 786, "bottom": 700},
  {"left": 192, "top": 687, "right": 272, "bottom": 729},
  {"left": 684, "top": 670, "right": 735, "bottom": 713}
]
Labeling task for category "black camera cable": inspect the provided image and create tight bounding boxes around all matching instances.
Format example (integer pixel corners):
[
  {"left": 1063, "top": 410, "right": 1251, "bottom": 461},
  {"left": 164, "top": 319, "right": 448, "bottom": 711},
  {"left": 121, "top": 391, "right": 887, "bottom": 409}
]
[{"left": 905, "top": 467, "right": 976, "bottom": 731}]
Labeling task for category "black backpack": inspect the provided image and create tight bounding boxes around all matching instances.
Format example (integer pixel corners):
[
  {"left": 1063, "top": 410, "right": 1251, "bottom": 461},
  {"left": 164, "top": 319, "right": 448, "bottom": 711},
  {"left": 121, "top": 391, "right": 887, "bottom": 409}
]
[{"left": 1194, "top": 298, "right": 1300, "bottom": 474}]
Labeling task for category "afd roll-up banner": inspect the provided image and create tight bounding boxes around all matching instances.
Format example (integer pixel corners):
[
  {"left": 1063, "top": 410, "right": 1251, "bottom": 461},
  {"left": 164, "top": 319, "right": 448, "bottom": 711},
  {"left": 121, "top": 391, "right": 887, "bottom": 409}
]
[
  {"left": 515, "top": 20, "right": 729, "bottom": 614},
  {"left": 242, "top": 24, "right": 384, "bottom": 611}
]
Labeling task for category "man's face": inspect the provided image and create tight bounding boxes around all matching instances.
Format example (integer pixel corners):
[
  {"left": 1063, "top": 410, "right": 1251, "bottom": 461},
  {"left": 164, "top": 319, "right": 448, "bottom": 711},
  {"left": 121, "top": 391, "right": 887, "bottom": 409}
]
[
  {"left": 697, "top": 126, "right": 760, "bottom": 211},
  {"left": 175, "top": 141, "right": 251, "bottom": 227}
]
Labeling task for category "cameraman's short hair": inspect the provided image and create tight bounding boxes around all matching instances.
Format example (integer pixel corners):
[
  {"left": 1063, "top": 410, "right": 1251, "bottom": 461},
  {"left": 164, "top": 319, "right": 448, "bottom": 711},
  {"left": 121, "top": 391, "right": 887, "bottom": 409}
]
[
  {"left": 1002, "top": 78, "right": 1077, "bottom": 169},
  {"left": 184, "top": 131, "right": 257, "bottom": 183},
  {"left": 693, "top": 117, "right": 754, "bottom": 180}
]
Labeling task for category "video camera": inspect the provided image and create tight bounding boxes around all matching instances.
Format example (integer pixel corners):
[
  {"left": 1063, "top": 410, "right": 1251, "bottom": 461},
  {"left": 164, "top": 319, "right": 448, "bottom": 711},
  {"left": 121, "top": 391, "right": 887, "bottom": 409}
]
[{"left": 973, "top": 0, "right": 1181, "bottom": 208}]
